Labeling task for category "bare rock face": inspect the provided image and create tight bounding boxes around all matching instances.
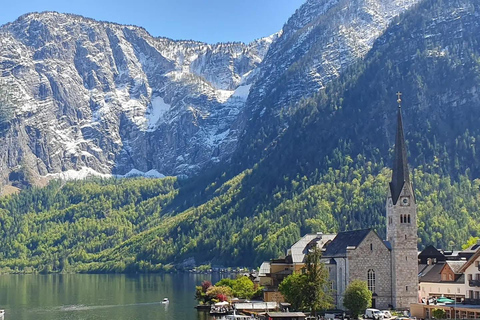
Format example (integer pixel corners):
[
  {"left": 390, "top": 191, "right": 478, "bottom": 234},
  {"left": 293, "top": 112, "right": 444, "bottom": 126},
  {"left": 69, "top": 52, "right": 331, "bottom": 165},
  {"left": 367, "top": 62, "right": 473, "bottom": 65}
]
[
  {"left": 0, "top": 12, "right": 274, "bottom": 184},
  {"left": 0, "top": 0, "right": 420, "bottom": 185},
  {"left": 234, "top": 0, "right": 421, "bottom": 166}
]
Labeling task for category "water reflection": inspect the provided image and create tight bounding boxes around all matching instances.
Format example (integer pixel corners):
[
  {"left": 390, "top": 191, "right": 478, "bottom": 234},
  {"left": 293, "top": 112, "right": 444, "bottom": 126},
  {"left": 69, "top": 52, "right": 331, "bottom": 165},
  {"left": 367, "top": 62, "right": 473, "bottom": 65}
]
[{"left": 0, "top": 273, "right": 231, "bottom": 320}]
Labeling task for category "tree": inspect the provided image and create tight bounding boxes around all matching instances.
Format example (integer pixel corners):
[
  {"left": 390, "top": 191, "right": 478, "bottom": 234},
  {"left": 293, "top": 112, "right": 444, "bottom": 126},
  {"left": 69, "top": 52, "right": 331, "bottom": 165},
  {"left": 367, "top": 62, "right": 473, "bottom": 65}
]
[
  {"left": 216, "top": 276, "right": 256, "bottom": 299},
  {"left": 279, "top": 272, "right": 306, "bottom": 310},
  {"left": 216, "top": 278, "right": 234, "bottom": 288},
  {"left": 195, "top": 280, "right": 213, "bottom": 304},
  {"left": 206, "top": 286, "right": 233, "bottom": 302},
  {"left": 302, "top": 247, "right": 334, "bottom": 315},
  {"left": 343, "top": 280, "right": 372, "bottom": 319},
  {"left": 432, "top": 308, "right": 446, "bottom": 319},
  {"left": 231, "top": 276, "right": 255, "bottom": 299},
  {"left": 279, "top": 247, "right": 333, "bottom": 314},
  {"left": 462, "top": 236, "right": 479, "bottom": 250}
]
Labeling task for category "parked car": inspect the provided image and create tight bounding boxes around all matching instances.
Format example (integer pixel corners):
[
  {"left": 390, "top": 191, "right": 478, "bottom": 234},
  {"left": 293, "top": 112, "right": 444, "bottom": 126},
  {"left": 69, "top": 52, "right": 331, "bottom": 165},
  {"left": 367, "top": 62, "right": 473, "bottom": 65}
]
[
  {"left": 382, "top": 310, "right": 395, "bottom": 319},
  {"left": 365, "top": 309, "right": 385, "bottom": 319},
  {"left": 325, "top": 313, "right": 350, "bottom": 320}
]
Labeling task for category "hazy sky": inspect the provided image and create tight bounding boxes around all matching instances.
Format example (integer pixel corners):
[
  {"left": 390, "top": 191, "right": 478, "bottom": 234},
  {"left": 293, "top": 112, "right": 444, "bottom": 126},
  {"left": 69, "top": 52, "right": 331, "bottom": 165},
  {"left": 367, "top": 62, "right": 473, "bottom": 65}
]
[{"left": 1, "top": 0, "right": 306, "bottom": 43}]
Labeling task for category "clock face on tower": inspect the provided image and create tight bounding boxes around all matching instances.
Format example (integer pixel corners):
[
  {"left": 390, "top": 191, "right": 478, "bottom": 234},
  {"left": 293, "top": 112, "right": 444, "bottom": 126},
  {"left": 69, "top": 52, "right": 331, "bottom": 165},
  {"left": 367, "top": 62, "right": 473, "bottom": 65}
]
[{"left": 401, "top": 197, "right": 410, "bottom": 206}]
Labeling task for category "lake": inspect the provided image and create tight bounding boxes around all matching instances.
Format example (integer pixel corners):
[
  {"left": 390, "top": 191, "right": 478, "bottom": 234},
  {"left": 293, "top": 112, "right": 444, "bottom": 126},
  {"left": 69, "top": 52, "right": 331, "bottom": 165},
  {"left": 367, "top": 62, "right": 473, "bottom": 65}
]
[{"left": 0, "top": 273, "right": 229, "bottom": 320}]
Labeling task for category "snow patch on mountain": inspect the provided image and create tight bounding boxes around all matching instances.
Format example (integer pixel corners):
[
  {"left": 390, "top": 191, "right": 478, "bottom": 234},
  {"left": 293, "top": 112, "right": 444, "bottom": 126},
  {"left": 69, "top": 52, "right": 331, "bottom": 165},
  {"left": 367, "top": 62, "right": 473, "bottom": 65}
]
[
  {"left": 232, "top": 84, "right": 252, "bottom": 100},
  {"left": 43, "top": 166, "right": 166, "bottom": 181},
  {"left": 45, "top": 167, "right": 111, "bottom": 180},
  {"left": 121, "top": 168, "right": 165, "bottom": 178},
  {"left": 146, "top": 96, "right": 171, "bottom": 131}
]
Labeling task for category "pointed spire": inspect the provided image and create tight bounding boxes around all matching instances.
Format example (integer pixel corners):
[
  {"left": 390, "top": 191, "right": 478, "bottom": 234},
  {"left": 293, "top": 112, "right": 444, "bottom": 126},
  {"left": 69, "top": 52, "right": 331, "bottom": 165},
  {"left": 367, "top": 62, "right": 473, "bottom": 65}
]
[{"left": 389, "top": 92, "right": 410, "bottom": 204}]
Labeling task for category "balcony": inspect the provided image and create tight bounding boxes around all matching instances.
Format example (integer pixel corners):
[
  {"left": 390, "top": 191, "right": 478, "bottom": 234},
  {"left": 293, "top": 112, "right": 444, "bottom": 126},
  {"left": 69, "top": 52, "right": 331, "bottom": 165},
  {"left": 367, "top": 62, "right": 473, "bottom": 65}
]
[{"left": 469, "top": 280, "right": 480, "bottom": 287}]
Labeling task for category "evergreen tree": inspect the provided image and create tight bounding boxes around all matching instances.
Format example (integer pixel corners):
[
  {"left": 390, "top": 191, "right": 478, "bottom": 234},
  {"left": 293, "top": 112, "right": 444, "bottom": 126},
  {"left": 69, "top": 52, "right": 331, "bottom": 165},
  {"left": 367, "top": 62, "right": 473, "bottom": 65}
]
[{"left": 302, "top": 247, "right": 334, "bottom": 315}]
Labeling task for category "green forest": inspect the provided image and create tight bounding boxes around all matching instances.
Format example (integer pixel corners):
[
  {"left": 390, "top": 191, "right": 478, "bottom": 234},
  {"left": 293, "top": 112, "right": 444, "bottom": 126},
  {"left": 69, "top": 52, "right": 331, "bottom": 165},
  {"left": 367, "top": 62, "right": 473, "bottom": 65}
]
[
  {"left": 0, "top": 163, "right": 478, "bottom": 273},
  {"left": 1, "top": 0, "right": 480, "bottom": 273}
]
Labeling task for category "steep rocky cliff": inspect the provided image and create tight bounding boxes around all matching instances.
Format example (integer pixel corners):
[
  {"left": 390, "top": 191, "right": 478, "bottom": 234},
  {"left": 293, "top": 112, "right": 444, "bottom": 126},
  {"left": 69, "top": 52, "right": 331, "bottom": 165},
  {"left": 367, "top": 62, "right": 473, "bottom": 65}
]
[
  {"left": 0, "top": 0, "right": 420, "bottom": 186},
  {"left": 233, "top": 0, "right": 421, "bottom": 168},
  {"left": 0, "top": 12, "right": 275, "bottom": 185}
]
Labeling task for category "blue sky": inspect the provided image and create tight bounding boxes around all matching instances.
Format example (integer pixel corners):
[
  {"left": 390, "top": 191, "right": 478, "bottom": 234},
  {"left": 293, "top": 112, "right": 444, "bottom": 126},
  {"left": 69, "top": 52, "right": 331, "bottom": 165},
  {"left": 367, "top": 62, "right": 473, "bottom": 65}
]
[{"left": 1, "top": 0, "right": 305, "bottom": 43}]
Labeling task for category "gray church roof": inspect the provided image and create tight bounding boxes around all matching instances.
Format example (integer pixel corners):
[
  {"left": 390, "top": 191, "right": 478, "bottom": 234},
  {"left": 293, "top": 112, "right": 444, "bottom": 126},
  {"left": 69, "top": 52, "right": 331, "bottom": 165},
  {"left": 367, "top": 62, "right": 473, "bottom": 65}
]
[
  {"left": 322, "top": 229, "right": 372, "bottom": 257},
  {"left": 389, "top": 105, "right": 410, "bottom": 205},
  {"left": 288, "top": 233, "right": 336, "bottom": 263}
]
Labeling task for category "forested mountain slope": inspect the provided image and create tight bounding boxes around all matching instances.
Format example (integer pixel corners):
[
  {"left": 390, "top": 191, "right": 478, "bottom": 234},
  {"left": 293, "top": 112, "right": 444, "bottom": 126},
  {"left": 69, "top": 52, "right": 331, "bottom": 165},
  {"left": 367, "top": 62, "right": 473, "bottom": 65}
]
[{"left": 1, "top": 0, "right": 480, "bottom": 272}]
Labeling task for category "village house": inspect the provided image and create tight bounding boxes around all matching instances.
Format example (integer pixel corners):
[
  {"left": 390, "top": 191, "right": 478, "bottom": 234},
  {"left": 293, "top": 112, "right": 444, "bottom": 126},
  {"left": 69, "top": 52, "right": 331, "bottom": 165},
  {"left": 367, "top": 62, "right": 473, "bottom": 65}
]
[{"left": 412, "top": 241, "right": 480, "bottom": 319}]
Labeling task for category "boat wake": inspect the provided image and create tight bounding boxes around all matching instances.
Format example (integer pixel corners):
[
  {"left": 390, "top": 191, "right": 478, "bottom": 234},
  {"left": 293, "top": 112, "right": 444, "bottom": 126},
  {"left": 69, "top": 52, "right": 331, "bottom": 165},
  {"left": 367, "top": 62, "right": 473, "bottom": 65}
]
[
  {"left": 60, "top": 302, "right": 163, "bottom": 312},
  {"left": 32, "top": 302, "right": 164, "bottom": 313}
]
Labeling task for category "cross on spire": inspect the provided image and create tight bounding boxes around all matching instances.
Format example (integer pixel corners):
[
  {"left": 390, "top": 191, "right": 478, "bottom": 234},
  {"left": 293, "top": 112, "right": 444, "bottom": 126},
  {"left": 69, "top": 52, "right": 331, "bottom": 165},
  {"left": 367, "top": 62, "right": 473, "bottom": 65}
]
[{"left": 396, "top": 92, "right": 402, "bottom": 107}]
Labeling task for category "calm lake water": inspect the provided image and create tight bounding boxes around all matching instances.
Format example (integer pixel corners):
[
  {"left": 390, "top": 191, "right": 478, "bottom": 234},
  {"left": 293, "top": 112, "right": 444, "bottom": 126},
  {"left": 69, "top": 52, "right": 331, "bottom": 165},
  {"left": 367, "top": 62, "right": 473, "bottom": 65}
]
[{"left": 0, "top": 273, "right": 228, "bottom": 320}]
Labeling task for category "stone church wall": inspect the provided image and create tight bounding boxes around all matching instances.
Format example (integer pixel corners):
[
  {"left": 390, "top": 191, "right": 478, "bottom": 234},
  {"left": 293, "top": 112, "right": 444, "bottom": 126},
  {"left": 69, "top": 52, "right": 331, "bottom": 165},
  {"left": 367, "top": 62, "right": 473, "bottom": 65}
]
[{"left": 347, "top": 231, "right": 392, "bottom": 309}]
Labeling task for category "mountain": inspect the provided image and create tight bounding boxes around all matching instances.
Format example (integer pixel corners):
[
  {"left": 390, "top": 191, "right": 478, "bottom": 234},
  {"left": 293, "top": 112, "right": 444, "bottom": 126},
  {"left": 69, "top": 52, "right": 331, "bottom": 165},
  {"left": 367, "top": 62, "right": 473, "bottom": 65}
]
[
  {"left": 232, "top": 0, "right": 420, "bottom": 168},
  {"left": 1, "top": 0, "right": 480, "bottom": 272},
  {"left": 0, "top": 12, "right": 276, "bottom": 187},
  {"left": 0, "top": 0, "right": 420, "bottom": 189}
]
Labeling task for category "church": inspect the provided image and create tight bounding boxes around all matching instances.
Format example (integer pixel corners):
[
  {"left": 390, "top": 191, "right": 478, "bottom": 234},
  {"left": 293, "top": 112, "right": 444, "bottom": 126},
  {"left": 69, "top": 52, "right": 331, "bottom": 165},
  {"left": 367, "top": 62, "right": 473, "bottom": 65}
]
[{"left": 260, "top": 95, "right": 419, "bottom": 310}]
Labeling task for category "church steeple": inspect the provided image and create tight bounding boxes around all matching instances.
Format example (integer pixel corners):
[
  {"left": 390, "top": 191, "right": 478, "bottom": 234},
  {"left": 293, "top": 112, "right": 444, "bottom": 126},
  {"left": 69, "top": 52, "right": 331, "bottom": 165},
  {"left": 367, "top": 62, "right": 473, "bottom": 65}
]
[
  {"left": 389, "top": 92, "right": 410, "bottom": 205},
  {"left": 386, "top": 92, "right": 418, "bottom": 310}
]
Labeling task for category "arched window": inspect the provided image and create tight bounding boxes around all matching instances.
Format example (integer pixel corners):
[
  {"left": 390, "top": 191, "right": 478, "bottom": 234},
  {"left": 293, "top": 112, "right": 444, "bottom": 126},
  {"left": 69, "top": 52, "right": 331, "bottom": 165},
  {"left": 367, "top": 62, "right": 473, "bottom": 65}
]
[
  {"left": 408, "top": 215, "right": 411, "bottom": 223},
  {"left": 368, "top": 269, "right": 375, "bottom": 293},
  {"left": 370, "top": 243, "right": 373, "bottom": 251},
  {"left": 400, "top": 215, "right": 403, "bottom": 223}
]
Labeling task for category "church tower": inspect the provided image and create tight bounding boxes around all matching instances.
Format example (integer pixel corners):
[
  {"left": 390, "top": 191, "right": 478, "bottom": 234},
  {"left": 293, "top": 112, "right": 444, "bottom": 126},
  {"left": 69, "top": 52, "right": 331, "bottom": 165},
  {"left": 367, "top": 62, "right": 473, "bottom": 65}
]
[{"left": 386, "top": 93, "right": 418, "bottom": 309}]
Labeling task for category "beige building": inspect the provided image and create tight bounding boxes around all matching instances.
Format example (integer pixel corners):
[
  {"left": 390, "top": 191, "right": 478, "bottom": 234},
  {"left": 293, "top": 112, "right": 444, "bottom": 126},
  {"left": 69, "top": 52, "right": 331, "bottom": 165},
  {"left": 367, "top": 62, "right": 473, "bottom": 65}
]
[
  {"left": 260, "top": 101, "right": 419, "bottom": 310},
  {"left": 459, "top": 246, "right": 480, "bottom": 301},
  {"left": 259, "top": 233, "right": 336, "bottom": 303},
  {"left": 412, "top": 241, "right": 480, "bottom": 319},
  {"left": 419, "top": 261, "right": 466, "bottom": 300}
]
